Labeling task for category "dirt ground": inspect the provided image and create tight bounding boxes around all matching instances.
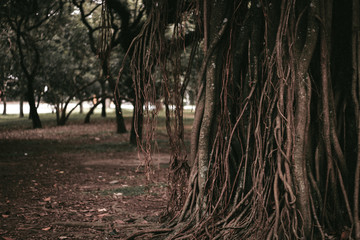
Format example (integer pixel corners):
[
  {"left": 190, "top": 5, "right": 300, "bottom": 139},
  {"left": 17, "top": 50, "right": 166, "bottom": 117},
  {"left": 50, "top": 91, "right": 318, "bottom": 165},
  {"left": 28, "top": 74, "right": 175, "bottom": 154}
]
[{"left": 0, "top": 119, "right": 172, "bottom": 240}]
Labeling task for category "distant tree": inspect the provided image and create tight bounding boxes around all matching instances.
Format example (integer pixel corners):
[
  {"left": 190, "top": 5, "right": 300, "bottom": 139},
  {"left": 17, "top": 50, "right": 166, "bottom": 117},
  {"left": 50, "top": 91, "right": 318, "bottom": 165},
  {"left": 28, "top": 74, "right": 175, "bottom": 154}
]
[
  {"left": 40, "top": 4, "right": 99, "bottom": 125},
  {"left": 72, "top": 0, "right": 132, "bottom": 134},
  {"left": 0, "top": 0, "right": 65, "bottom": 128}
]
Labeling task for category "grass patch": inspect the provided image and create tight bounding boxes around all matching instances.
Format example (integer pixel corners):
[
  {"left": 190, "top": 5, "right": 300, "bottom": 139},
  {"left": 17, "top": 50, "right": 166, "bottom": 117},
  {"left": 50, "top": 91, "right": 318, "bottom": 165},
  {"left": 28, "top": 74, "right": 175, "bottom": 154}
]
[
  {"left": 100, "top": 185, "right": 147, "bottom": 196},
  {"left": 98, "top": 182, "right": 168, "bottom": 197},
  {"left": 72, "top": 142, "right": 137, "bottom": 153}
]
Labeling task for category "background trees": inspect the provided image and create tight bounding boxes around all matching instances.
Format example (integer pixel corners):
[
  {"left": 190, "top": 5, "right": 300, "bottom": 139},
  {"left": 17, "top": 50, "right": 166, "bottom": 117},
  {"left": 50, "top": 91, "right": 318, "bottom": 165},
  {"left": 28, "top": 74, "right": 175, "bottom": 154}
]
[{"left": 1, "top": 1, "right": 67, "bottom": 128}]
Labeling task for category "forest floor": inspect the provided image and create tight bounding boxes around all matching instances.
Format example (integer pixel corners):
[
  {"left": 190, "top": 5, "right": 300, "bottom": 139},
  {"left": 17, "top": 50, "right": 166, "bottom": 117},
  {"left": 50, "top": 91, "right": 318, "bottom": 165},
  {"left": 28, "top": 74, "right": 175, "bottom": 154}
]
[{"left": 0, "top": 113, "right": 187, "bottom": 240}]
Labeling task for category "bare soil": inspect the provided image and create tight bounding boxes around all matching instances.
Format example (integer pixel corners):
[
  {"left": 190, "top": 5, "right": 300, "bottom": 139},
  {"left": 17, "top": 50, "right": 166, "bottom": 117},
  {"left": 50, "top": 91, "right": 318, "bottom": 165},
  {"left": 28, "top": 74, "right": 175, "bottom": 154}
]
[{"left": 0, "top": 120, "right": 171, "bottom": 240}]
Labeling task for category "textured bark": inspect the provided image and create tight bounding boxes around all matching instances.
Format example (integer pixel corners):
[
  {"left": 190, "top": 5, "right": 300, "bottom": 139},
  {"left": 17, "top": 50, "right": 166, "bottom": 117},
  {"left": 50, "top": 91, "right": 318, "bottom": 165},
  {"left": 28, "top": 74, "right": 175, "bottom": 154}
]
[
  {"left": 292, "top": 0, "right": 319, "bottom": 235},
  {"left": 121, "top": 0, "right": 360, "bottom": 238},
  {"left": 2, "top": 94, "right": 6, "bottom": 115},
  {"left": 352, "top": 0, "right": 360, "bottom": 238}
]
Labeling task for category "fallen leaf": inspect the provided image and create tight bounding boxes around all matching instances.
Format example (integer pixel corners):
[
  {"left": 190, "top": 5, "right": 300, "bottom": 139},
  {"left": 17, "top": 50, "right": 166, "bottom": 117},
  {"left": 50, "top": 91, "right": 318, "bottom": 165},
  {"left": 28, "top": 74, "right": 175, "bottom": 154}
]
[
  {"left": 109, "top": 180, "right": 119, "bottom": 184},
  {"left": 59, "top": 237, "right": 68, "bottom": 240},
  {"left": 114, "top": 219, "right": 125, "bottom": 224},
  {"left": 42, "top": 227, "right": 51, "bottom": 231},
  {"left": 2, "top": 214, "right": 9, "bottom": 218},
  {"left": 98, "top": 213, "right": 110, "bottom": 218},
  {"left": 2, "top": 237, "right": 15, "bottom": 240},
  {"left": 43, "top": 197, "right": 51, "bottom": 202},
  {"left": 97, "top": 208, "right": 107, "bottom": 212},
  {"left": 17, "top": 226, "right": 33, "bottom": 230}
]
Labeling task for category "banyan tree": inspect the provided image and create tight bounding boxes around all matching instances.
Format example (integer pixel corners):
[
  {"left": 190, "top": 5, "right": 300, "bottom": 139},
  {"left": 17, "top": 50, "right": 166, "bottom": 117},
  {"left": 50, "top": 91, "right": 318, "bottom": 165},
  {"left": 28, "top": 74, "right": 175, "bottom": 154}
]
[{"left": 114, "top": 0, "right": 360, "bottom": 239}]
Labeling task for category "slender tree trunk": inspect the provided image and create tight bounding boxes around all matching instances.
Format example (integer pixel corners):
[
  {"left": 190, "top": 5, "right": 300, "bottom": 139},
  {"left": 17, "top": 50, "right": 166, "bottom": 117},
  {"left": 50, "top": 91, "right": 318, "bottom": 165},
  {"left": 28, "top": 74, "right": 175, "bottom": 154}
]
[
  {"left": 84, "top": 99, "right": 102, "bottom": 123},
  {"left": 2, "top": 94, "right": 6, "bottom": 115},
  {"left": 19, "top": 95, "right": 24, "bottom": 118},
  {"left": 100, "top": 80, "right": 106, "bottom": 117},
  {"left": 55, "top": 103, "right": 60, "bottom": 125},
  {"left": 79, "top": 101, "right": 83, "bottom": 114},
  {"left": 130, "top": 101, "right": 143, "bottom": 145},
  {"left": 352, "top": 0, "right": 360, "bottom": 238}
]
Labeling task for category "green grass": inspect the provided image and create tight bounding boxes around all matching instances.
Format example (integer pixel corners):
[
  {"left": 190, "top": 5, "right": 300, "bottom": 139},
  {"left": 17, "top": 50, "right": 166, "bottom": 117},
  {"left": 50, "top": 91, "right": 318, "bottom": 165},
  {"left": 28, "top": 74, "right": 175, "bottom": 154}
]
[
  {"left": 0, "top": 105, "right": 194, "bottom": 132},
  {"left": 99, "top": 185, "right": 147, "bottom": 196},
  {"left": 0, "top": 107, "right": 194, "bottom": 132},
  {"left": 72, "top": 142, "right": 137, "bottom": 153}
]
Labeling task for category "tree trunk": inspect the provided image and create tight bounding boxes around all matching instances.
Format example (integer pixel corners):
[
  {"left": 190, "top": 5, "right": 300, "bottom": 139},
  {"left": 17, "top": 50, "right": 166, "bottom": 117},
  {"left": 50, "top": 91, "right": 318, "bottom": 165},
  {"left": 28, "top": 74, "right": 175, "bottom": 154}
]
[
  {"left": 352, "top": 0, "right": 360, "bottom": 238},
  {"left": 19, "top": 95, "right": 24, "bottom": 118},
  {"left": 115, "top": 103, "right": 127, "bottom": 134},
  {"left": 122, "top": 0, "right": 360, "bottom": 238},
  {"left": 79, "top": 101, "right": 83, "bottom": 114},
  {"left": 130, "top": 101, "right": 143, "bottom": 145},
  {"left": 108, "top": 77, "right": 127, "bottom": 134},
  {"left": 100, "top": 80, "right": 107, "bottom": 117},
  {"left": 2, "top": 94, "right": 6, "bottom": 115},
  {"left": 84, "top": 99, "right": 102, "bottom": 123},
  {"left": 27, "top": 76, "right": 42, "bottom": 128}
]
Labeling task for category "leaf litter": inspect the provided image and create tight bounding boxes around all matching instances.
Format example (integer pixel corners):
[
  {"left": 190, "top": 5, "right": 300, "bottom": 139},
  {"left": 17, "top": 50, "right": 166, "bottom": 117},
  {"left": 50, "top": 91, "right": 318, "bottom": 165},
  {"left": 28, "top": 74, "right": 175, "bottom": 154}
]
[{"left": 0, "top": 121, "right": 169, "bottom": 239}]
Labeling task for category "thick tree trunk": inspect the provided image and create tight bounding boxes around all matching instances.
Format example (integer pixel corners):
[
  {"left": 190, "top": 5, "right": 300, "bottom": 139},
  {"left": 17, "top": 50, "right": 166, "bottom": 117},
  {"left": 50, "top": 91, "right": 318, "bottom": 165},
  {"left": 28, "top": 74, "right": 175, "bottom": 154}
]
[
  {"left": 108, "top": 77, "right": 127, "bottom": 134},
  {"left": 291, "top": 0, "right": 319, "bottom": 236}
]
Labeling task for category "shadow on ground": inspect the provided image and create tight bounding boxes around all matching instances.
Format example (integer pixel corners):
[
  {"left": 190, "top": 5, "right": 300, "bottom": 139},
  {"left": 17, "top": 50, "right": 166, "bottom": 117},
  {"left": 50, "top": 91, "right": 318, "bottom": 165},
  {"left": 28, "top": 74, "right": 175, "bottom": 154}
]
[{"left": 0, "top": 121, "right": 170, "bottom": 240}]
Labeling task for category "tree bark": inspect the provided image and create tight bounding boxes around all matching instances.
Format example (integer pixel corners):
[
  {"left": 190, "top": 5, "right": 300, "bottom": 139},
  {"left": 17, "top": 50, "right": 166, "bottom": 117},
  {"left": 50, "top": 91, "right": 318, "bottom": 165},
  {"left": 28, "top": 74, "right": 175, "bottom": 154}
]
[
  {"left": 100, "top": 80, "right": 107, "bottom": 117},
  {"left": 2, "top": 94, "right": 6, "bottom": 115},
  {"left": 130, "top": 101, "right": 143, "bottom": 145},
  {"left": 292, "top": 0, "right": 319, "bottom": 236},
  {"left": 352, "top": 0, "right": 360, "bottom": 238},
  {"left": 19, "top": 95, "right": 24, "bottom": 118},
  {"left": 115, "top": 103, "right": 127, "bottom": 134},
  {"left": 27, "top": 75, "right": 42, "bottom": 128}
]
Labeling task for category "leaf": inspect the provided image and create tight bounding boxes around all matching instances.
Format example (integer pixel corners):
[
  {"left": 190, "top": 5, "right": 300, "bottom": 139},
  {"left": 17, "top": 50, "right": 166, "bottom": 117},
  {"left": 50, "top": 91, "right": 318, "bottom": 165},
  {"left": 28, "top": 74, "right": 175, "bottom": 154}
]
[
  {"left": 2, "top": 214, "right": 9, "bottom": 218},
  {"left": 2, "top": 237, "right": 15, "bottom": 240},
  {"left": 43, "top": 197, "right": 51, "bottom": 202},
  {"left": 97, "top": 213, "right": 110, "bottom": 218},
  {"left": 42, "top": 227, "right": 51, "bottom": 231},
  {"left": 97, "top": 208, "right": 107, "bottom": 212},
  {"left": 114, "top": 219, "right": 125, "bottom": 224}
]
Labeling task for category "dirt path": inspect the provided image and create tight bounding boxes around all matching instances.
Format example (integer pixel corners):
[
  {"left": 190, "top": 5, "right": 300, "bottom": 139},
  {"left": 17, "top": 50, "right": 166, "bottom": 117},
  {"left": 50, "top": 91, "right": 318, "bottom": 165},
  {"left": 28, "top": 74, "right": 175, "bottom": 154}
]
[{"left": 0, "top": 121, "right": 171, "bottom": 240}]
